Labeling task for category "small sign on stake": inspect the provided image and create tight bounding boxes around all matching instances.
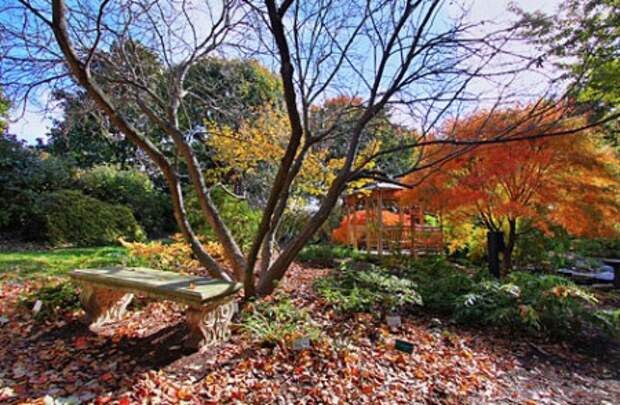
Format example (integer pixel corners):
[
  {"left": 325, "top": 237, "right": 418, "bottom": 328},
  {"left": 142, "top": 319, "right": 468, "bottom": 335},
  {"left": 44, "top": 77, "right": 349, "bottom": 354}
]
[
  {"left": 386, "top": 315, "right": 402, "bottom": 329},
  {"left": 292, "top": 336, "right": 311, "bottom": 351},
  {"left": 32, "top": 300, "right": 43, "bottom": 315},
  {"left": 394, "top": 339, "right": 414, "bottom": 354}
]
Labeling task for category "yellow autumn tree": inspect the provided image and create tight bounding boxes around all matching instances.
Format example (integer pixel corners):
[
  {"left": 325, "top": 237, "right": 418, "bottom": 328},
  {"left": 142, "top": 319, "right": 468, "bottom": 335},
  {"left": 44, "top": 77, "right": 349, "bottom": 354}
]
[{"left": 205, "top": 107, "right": 378, "bottom": 200}]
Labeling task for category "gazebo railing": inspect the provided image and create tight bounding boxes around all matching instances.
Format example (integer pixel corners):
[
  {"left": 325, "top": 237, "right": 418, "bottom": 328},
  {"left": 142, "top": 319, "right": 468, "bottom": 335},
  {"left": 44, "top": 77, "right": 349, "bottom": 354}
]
[{"left": 361, "top": 224, "right": 444, "bottom": 255}]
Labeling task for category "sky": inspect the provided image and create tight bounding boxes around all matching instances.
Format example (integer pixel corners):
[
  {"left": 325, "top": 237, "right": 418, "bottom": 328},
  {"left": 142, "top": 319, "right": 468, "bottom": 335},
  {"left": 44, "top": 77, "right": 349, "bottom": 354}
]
[{"left": 7, "top": 0, "right": 563, "bottom": 144}]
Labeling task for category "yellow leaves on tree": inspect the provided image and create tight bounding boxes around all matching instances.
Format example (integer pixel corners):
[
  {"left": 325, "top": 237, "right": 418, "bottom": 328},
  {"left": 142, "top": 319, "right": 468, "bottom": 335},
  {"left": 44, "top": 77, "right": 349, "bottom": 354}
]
[
  {"left": 205, "top": 107, "right": 377, "bottom": 198},
  {"left": 400, "top": 104, "right": 620, "bottom": 269}
]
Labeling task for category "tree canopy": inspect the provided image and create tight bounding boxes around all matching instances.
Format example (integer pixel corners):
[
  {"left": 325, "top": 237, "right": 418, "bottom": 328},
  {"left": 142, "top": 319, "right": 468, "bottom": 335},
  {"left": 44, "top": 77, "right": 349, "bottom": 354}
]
[
  {"left": 400, "top": 104, "right": 620, "bottom": 271},
  {"left": 516, "top": 0, "right": 620, "bottom": 144}
]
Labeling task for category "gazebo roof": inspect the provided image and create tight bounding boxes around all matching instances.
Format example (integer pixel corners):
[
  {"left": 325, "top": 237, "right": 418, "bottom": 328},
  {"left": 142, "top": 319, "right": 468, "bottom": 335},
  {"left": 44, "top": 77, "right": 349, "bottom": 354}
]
[{"left": 345, "top": 181, "right": 405, "bottom": 196}]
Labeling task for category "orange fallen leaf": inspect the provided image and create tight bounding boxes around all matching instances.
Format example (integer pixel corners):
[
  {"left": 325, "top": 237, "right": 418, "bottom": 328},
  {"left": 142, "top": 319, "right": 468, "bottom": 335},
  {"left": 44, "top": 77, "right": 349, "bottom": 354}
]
[
  {"left": 176, "top": 388, "right": 192, "bottom": 400},
  {"left": 100, "top": 372, "right": 114, "bottom": 382},
  {"left": 74, "top": 336, "right": 88, "bottom": 349}
]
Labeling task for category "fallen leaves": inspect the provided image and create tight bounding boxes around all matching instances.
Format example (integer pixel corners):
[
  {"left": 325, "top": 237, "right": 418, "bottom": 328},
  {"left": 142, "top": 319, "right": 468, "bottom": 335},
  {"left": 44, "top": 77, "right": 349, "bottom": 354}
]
[{"left": 0, "top": 265, "right": 618, "bottom": 404}]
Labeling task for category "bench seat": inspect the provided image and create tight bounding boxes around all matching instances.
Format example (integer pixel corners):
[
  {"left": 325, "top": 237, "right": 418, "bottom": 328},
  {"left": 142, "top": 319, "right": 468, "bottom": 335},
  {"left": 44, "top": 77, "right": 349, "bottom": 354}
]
[{"left": 69, "top": 267, "right": 242, "bottom": 349}]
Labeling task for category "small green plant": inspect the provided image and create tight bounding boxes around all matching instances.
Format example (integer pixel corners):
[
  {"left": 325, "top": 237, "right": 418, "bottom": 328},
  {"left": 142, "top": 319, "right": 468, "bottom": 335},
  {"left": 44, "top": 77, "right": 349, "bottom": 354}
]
[
  {"left": 21, "top": 281, "right": 80, "bottom": 319},
  {"left": 594, "top": 309, "right": 620, "bottom": 337},
  {"left": 397, "top": 257, "right": 477, "bottom": 314},
  {"left": 314, "top": 262, "right": 422, "bottom": 313},
  {"left": 241, "top": 292, "right": 321, "bottom": 348}
]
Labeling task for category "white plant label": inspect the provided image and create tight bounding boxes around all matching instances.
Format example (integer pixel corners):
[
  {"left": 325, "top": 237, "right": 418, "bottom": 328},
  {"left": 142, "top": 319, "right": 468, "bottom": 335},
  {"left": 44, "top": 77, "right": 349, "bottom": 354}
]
[
  {"left": 292, "top": 336, "right": 311, "bottom": 351},
  {"left": 386, "top": 315, "right": 402, "bottom": 328},
  {"left": 32, "top": 300, "right": 43, "bottom": 315}
]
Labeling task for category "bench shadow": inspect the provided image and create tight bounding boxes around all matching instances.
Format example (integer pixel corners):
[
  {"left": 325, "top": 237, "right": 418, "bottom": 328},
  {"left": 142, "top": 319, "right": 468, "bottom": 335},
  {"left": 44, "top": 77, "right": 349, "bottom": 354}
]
[{"left": 2, "top": 317, "right": 201, "bottom": 403}]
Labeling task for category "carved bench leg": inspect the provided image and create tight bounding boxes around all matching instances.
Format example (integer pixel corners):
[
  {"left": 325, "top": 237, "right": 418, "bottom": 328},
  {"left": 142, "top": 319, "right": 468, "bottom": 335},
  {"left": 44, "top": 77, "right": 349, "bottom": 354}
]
[
  {"left": 78, "top": 283, "right": 134, "bottom": 328},
  {"left": 185, "top": 300, "right": 236, "bottom": 350}
]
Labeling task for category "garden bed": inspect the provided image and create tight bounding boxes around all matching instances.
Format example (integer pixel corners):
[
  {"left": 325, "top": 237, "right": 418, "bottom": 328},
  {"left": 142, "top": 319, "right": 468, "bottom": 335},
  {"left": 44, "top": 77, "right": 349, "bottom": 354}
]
[{"left": 1, "top": 251, "right": 619, "bottom": 403}]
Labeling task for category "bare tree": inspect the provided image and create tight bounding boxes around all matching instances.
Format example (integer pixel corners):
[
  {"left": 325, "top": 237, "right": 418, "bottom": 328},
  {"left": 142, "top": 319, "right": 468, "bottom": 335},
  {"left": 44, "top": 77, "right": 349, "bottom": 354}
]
[{"left": 1, "top": 0, "right": 611, "bottom": 297}]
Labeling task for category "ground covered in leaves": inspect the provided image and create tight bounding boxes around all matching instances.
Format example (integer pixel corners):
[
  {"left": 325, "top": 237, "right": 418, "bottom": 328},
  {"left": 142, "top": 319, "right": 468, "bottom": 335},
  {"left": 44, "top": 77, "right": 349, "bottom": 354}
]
[{"left": 1, "top": 263, "right": 619, "bottom": 404}]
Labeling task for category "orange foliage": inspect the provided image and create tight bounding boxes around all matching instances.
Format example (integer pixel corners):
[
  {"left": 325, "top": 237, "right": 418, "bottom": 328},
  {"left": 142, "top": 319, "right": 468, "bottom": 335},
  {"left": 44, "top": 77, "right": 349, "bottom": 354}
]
[
  {"left": 332, "top": 210, "right": 410, "bottom": 244},
  {"left": 400, "top": 104, "right": 620, "bottom": 239}
]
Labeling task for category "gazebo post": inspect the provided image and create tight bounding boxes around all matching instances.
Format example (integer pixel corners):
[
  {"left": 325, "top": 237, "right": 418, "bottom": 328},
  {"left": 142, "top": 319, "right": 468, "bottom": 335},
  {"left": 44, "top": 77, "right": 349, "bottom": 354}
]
[
  {"left": 410, "top": 205, "right": 416, "bottom": 258},
  {"left": 399, "top": 203, "right": 405, "bottom": 254},
  {"left": 345, "top": 198, "right": 353, "bottom": 247},
  {"left": 365, "top": 197, "right": 372, "bottom": 253},
  {"left": 439, "top": 212, "right": 444, "bottom": 254},
  {"left": 352, "top": 198, "right": 359, "bottom": 250}
]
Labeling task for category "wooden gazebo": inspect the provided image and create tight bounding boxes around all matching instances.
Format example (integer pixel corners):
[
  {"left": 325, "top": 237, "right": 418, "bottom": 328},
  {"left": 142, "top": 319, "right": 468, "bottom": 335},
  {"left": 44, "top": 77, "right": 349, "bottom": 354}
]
[{"left": 336, "top": 182, "right": 444, "bottom": 256}]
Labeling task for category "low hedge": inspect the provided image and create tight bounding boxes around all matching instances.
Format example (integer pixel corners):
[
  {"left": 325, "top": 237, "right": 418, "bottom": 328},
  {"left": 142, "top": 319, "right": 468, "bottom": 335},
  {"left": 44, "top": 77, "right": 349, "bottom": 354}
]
[{"left": 35, "top": 189, "right": 145, "bottom": 246}]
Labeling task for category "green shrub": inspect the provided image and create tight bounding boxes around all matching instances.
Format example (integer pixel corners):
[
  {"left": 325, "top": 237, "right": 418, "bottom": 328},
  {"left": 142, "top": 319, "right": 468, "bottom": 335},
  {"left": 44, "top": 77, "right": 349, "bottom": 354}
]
[
  {"left": 36, "top": 190, "right": 145, "bottom": 246},
  {"left": 334, "top": 256, "right": 617, "bottom": 340},
  {"left": 399, "top": 257, "right": 476, "bottom": 314},
  {"left": 314, "top": 263, "right": 422, "bottom": 313},
  {"left": 298, "top": 244, "right": 367, "bottom": 266},
  {"left": 77, "top": 165, "right": 173, "bottom": 236},
  {"left": 241, "top": 292, "right": 320, "bottom": 347},
  {"left": 0, "top": 135, "right": 73, "bottom": 235},
  {"left": 21, "top": 281, "right": 80, "bottom": 319},
  {"left": 453, "top": 272, "right": 599, "bottom": 338},
  {"left": 187, "top": 187, "right": 261, "bottom": 251},
  {"left": 401, "top": 258, "right": 607, "bottom": 339}
]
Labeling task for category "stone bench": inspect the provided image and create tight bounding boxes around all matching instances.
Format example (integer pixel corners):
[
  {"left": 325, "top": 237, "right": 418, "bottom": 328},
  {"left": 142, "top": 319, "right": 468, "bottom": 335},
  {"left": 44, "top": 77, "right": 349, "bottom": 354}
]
[{"left": 69, "top": 267, "right": 242, "bottom": 349}]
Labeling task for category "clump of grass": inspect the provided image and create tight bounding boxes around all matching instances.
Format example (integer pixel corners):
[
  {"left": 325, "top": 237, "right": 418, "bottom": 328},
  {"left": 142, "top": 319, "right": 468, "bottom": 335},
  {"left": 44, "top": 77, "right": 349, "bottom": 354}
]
[
  {"left": 241, "top": 292, "right": 321, "bottom": 348},
  {"left": 20, "top": 281, "right": 80, "bottom": 319}
]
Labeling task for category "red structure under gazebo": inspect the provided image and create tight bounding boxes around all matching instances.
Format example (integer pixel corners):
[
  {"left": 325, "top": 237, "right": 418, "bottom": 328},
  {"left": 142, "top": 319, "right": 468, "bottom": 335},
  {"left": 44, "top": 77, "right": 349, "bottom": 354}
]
[{"left": 333, "top": 182, "right": 444, "bottom": 256}]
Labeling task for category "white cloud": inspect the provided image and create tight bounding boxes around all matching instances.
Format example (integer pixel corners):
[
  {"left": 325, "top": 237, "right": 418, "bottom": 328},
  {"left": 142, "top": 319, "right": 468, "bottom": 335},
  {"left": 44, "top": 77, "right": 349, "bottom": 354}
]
[
  {"left": 457, "top": 0, "right": 560, "bottom": 23},
  {"left": 9, "top": 107, "right": 58, "bottom": 144}
]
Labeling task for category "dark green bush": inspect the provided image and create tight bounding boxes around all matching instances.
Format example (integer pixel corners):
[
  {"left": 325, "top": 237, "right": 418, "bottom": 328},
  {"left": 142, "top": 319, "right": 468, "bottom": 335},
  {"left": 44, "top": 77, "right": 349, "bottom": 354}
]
[
  {"left": 241, "top": 292, "right": 320, "bottom": 347},
  {"left": 77, "top": 165, "right": 173, "bottom": 236},
  {"left": 0, "top": 135, "right": 73, "bottom": 236},
  {"left": 21, "top": 282, "right": 80, "bottom": 319},
  {"left": 315, "top": 255, "right": 617, "bottom": 339},
  {"left": 573, "top": 238, "right": 620, "bottom": 258},
  {"left": 36, "top": 190, "right": 145, "bottom": 246},
  {"left": 398, "top": 257, "right": 477, "bottom": 314},
  {"left": 298, "top": 244, "right": 367, "bottom": 266},
  {"left": 399, "top": 258, "right": 611, "bottom": 339},
  {"left": 452, "top": 272, "right": 599, "bottom": 338},
  {"left": 314, "top": 263, "right": 422, "bottom": 313}
]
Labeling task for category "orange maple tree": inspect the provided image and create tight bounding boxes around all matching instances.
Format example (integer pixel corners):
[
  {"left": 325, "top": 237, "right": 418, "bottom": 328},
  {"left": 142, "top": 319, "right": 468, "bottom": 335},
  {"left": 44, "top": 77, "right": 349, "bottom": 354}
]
[{"left": 400, "top": 105, "right": 620, "bottom": 272}]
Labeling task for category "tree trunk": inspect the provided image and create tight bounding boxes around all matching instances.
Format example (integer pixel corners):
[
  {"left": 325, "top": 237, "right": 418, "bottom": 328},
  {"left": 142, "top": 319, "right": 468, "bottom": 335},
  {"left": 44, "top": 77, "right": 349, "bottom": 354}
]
[
  {"left": 257, "top": 180, "right": 346, "bottom": 296},
  {"left": 50, "top": 0, "right": 232, "bottom": 282},
  {"left": 258, "top": 229, "right": 276, "bottom": 278},
  {"left": 502, "top": 218, "right": 517, "bottom": 275}
]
